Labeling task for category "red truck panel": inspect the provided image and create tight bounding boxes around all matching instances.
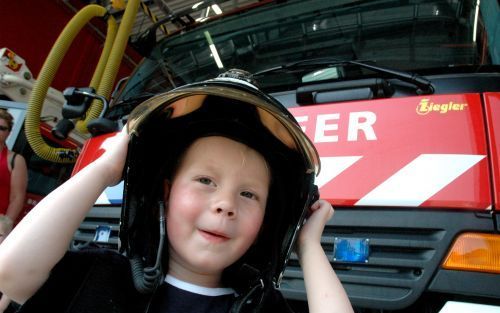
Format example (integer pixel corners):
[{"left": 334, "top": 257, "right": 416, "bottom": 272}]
[
  {"left": 72, "top": 132, "right": 117, "bottom": 176},
  {"left": 74, "top": 93, "right": 493, "bottom": 210},
  {"left": 289, "top": 94, "right": 491, "bottom": 210},
  {"left": 484, "top": 92, "right": 500, "bottom": 211}
]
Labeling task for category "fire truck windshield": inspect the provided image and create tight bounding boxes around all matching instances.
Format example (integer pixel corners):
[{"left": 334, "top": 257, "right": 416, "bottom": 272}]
[{"left": 116, "top": 0, "right": 498, "bottom": 102}]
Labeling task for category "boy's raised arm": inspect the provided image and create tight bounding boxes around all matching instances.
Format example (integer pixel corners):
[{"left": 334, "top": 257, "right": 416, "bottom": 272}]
[
  {"left": 0, "top": 130, "right": 129, "bottom": 304},
  {"left": 297, "top": 199, "right": 354, "bottom": 313}
]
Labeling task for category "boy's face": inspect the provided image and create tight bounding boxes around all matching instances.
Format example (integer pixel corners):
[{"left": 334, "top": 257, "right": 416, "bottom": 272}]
[{"left": 165, "top": 136, "right": 270, "bottom": 284}]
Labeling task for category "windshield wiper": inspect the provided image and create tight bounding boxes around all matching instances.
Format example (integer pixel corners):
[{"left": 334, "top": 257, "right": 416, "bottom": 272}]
[
  {"left": 107, "top": 93, "right": 156, "bottom": 119},
  {"left": 253, "top": 58, "right": 434, "bottom": 95}
]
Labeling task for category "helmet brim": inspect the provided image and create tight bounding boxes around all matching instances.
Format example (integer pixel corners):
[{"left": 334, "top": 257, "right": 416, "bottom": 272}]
[{"left": 126, "top": 82, "right": 320, "bottom": 176}]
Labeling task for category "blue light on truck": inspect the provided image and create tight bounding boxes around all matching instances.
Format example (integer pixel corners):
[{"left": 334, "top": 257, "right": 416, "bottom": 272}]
[{"left": 333, "top": 237, "right": 370, "bottom": 263}]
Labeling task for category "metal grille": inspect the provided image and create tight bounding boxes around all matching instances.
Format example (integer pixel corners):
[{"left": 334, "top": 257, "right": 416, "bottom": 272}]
[
  {"left": 279, "top": 208, "right": 496, "bottom": 310},
  {"left": 71, "top": 205, "right": 122, "bottom": 251}
]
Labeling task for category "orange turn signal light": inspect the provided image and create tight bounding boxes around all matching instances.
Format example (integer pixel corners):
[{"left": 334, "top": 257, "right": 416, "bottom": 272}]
[{"left": 443, "top": 232, "right": 500, "bottom": 274}]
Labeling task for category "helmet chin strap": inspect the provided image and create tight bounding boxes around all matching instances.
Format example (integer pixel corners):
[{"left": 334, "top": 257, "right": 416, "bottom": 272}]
[{"left": 130, "top": 201, "right": 166, "bottom": 294}]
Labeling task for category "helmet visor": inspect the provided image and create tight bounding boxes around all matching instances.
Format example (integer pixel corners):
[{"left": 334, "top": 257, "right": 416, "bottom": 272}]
[{"left": 126, "top": 84, "right": 320, "bottom": 176}]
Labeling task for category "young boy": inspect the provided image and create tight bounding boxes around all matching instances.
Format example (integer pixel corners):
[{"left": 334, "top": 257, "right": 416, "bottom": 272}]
[{"left": 0, "top": 71, "right": 353, "bottom": 313}]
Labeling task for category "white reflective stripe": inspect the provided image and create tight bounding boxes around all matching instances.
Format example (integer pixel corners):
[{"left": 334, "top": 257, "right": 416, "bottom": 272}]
[
  {"left": 355, "top": 154, "right": 485, "bottom": 206},
  {"left": 316, "top": 156, "right": 362, "bottom": 188},
  {"left": 439, "top": 301, "right": 500, "bottom": 313}
]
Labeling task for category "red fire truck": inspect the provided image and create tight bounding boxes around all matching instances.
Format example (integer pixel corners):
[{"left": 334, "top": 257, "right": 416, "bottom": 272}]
[{"left": 16, "top": 0, "right": 500, "bottom": 312}]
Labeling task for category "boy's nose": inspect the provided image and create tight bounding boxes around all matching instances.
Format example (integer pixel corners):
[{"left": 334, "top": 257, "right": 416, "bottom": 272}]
[
  {"left": 215, "top": 207, "right": 235, "bottom": 217},
  {"left": 213, "top": 193, "right": 237, "bottom": 218}
]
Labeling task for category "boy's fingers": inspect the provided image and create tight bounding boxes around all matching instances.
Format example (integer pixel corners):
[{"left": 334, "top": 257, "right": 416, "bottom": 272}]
[
  {"left": 327, "top": 206, "right": 334, "bottom": 220},
  {"left": 310, "top": 200, "right": 321, "bottom": 211}
]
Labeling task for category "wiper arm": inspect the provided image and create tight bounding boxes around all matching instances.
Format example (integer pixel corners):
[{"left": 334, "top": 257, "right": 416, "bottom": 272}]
[
  {"left": 252, "top": 58, "right": 348, "bottom": 76},
  {"left": 347, "top": 60, "right": 434, "bottom": 95},
  {"left": 253, "top": 58, "right": 434, "bottom": 95},
  {"left": 122, "top": 92, "right": 156, "bottom": 103},
  {"left": 107, "top": 93, "right": 156, "bottom": 120}
]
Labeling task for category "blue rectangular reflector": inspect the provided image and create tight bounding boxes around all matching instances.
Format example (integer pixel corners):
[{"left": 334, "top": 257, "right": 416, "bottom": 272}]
[
  {"left": 333, "top": 237, "right": 370, "bottom": 263},
  {"left": 94, "top": 225, "right": 112, "bottom": 243}
]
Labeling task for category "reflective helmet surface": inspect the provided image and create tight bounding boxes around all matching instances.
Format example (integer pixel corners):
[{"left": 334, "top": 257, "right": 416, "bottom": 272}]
[{"left": 120, "top": 69, "right": 320, "bottom": 294}]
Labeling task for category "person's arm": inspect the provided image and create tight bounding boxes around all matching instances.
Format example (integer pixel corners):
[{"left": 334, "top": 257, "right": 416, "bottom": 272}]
[
  {"left": 0, "top": 130, "right": 129, "bottom": 304},
  {"left": 6, "top": 153, "right": 27, "bottom": 223},
  {"left": 0, "top": 294, "right": 11, "bottom": 313},
  {"left": 297, "top": 199, "right": 354, "bottom": 313}
]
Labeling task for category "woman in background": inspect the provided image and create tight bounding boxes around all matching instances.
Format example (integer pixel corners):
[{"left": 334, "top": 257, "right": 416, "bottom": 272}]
[{"left": 0, "top": 109, "right": 27, "bottom": 224}]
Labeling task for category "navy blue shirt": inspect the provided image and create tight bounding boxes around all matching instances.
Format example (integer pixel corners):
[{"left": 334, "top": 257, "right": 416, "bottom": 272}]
[
  {"left": 18, "top": 249, "right": 294, "bottom": 313},
  {"left": 149, "top": 275, "right": 236, "bottom": 313}
]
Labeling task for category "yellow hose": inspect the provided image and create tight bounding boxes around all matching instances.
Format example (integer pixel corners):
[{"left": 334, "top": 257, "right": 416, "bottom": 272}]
[
  {"left": 25, "top": 4, "right": 109, "bottom": 163},
  {"left": 90, "top": 18, "right": 118, "bottom": 92},
  {"left": 79, "top": 0, "right": 140, "bottom": 130},
  {"left": 26, "top": 0, "right": 140, "bottom": 163},
  {"left": 75, "top": 17, "right": 118, "bottom": 133}
]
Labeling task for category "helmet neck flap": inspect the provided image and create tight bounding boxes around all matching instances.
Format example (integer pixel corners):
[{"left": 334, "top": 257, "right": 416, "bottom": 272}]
[{"left": 120, "top": 70, "right": 320, "bottom": 309}]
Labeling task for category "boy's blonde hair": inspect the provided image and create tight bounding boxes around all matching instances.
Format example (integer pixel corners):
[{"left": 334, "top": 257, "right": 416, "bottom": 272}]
[{"left": 0, "top": 215, "right": 13, "bottom": 234}]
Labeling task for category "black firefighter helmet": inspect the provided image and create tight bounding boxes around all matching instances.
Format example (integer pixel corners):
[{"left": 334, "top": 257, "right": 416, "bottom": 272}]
[{"left": 120, "top": 69, "right": 320, "bottom": 307}]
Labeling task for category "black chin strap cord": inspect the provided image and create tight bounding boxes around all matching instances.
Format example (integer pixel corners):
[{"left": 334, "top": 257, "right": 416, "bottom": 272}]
[
  {"left": 131, "top": 201, "right": 166, "bottom": 294},
  {"left": 230, "top": 278, "right": 265, "bottom": 313}
]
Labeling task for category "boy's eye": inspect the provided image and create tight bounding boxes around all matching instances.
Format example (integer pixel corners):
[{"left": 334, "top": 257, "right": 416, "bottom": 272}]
[
  {"left": 240, "top": 191, "right": 256, "bottom": 199},
  {"left": 197, "top": 177, "right": 213, "bottom": 185}
]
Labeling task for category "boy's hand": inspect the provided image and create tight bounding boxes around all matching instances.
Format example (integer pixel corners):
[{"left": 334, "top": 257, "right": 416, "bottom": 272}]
[
  {"left": 298, "top": 199, "right": 354, "bottom": 313},
  {"left": 94, "top": 127, "right": 130, "bottom": 186},
  {"left": 297, "top": 199, "right": 333, "bottom": 257}
]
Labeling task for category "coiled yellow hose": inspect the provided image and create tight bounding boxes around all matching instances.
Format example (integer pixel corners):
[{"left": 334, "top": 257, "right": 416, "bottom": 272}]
[
  {"left": 74, "top": 16, "right": 118, "bottom": 133},
  {"left": 77, "top": 0, "right": 140, "bottom": 133},
  {"left": 26, "top": 0, "right": 140, "bottom": 163}
]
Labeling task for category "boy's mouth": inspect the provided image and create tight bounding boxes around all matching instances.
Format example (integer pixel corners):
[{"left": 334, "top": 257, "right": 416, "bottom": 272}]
[{"left": 199, "top": 229, "right": 230, "bottom": 243}]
